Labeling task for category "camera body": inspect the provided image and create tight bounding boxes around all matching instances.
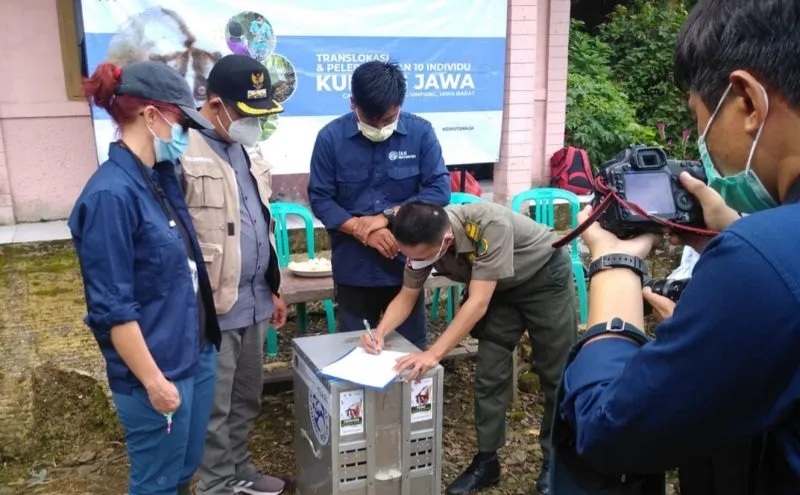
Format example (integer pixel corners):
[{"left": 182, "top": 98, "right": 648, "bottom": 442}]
[
  {"left": 595, "top": 145, "right": 707, "bottom": 237},
  {"left": 643, "top": 277, "right": 690, "bottom": 316}
]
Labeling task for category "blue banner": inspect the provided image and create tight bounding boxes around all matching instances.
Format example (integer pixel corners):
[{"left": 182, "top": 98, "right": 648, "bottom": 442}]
[
  {"left": 85, "top": 34, "right": 506, "bottom": 118},
  {"left": 79, "top": 0, "right": 508, "bottom": 171}
]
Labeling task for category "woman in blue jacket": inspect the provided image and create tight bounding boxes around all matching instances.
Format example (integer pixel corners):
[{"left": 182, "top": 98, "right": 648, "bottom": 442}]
[{"left": 69, "top": 60, "right": 221, "bottom": 495}]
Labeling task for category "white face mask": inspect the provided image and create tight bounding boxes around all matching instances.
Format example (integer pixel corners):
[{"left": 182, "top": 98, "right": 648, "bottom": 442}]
[
  {"left": 408, "top": 235, "right": 450, "bottom": 270},
  {"left": 218, "top": 101, "right": 262, "bottom": 146},
  {"left": 356, "top": 110, "right": 398, "bottom": 143}
]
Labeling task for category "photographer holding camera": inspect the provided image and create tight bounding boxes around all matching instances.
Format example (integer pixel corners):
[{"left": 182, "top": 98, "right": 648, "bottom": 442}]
[{"left": 551, "top": 1, "right": 800, "bottom": 494}]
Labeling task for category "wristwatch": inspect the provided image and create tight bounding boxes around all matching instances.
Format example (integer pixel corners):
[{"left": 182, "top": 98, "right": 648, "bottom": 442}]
[
  {"left": 581, "top": 317, "right": 649, "bottom": 345},
  {"left": 587, "top": 253, "right": 649, "bottom": 283},
  {"left": 382, "top": 207, "right": 396, "bottom": 226}
]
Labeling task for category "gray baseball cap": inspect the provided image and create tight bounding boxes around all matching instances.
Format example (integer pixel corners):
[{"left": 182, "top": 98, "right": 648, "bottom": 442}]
[{"left": 114, "top": 60, "right": 212, "bottom": 129}]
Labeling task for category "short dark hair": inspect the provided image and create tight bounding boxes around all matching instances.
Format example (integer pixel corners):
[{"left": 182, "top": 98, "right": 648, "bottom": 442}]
[
  {"left": 674, "top": 0, "right": 800, "bottom": 110},
  {"left": 393, "top": 201, "right": 450, "bottom": 246},
  {"left": 351, "top": 61, "right": 406, "bottom": 120},
  {"left": 228, "top": 21, "right": 243, "bottom": 38}
]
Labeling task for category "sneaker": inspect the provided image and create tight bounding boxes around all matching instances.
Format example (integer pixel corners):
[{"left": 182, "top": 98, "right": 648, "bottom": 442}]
[{"left": 229, "top": 474, "right": 285, "bottom": 495}]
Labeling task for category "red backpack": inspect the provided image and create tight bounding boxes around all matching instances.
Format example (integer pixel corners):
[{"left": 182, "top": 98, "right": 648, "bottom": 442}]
[
  {"left": 450, "top": 170, "right": 483, "bottom": 196},
  {"left": 549, "top": 146, "right": 594, "bottom": 195}
]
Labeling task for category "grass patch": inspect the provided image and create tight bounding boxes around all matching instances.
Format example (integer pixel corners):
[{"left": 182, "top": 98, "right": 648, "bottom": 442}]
[
  {"left": 30, "top": 287, "right": 74, "bottom": 297},
  {"left": 0, "top": 461, "right": 28, "bottom": 486},
  {"left": 30, "top": 366, "right": 123, "bottom": 458}
]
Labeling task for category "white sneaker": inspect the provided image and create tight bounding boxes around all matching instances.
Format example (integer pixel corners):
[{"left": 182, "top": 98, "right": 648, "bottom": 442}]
[{"left": 230, "top": 473, "right": 285, "bottom": 495}]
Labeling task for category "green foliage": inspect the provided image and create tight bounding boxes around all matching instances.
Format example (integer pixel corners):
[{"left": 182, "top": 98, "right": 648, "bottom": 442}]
[
  {"left": 259, "top": 114, "right": 279, "bottom": 141},
  {"left": 568, "top": 20, "right": 613, "bottom": 79},
  {"left": 599, "top": 0, "right": 696, "bottom": 157},
  {"left": 566, "top": 20, "right": 656, "bottom": 167}
]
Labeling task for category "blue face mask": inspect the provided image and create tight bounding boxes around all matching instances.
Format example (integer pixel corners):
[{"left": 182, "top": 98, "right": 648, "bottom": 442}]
[
  {"left": 148, "top": 111, "right": 189, "bottom": 162},
  {"left": 698, "top": 83, "right": 777, "bottom": 213}
]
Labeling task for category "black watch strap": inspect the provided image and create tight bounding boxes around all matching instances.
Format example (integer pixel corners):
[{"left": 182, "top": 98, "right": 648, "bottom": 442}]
[
  {"left": 587, "top": 253, "right": 648, "bottom": 282},
  {"left": 382, "top": 208, "right": 395, "bottom": 226},
  {"left": 565, "top": 317, "right": 649, "bottom": 369},
  {"left": 579, "top": 318, "right": 649, "bottom": 348}
]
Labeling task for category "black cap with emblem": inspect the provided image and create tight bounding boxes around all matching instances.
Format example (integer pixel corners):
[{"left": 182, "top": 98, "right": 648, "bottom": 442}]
[
  {"left": 206, "top": 54, "right": 284, "bottom": 117},
  {"left": 114, "top": 60, "right": 212, "bottom": 129}
]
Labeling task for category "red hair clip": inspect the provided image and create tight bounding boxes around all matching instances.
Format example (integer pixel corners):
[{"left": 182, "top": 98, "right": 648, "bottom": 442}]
[{"left": 112, "top": 66, "right": 122, "bottom": 80}]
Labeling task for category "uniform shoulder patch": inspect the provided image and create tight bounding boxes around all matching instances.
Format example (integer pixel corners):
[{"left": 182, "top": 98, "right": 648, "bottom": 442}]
[
  {"left": 464, "top": 221, "right": 482, "bottom": 241},
  {"left": 476, "top": 237, "right": 489, "bottom": 256},
  {"left": 463, "top": 221, "right": 489, "bottom": 257}
]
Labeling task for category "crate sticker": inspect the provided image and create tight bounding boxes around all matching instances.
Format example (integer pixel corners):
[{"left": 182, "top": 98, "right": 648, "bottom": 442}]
[
  {"left": 308, "top": 388, "right": 330, "bottom": 446},
  {"left": 339, "top": 389, "right": 365, "bottom": 436},
  {"left": 295, "top": 353, "right": 331, "bottom": 447},
  {"left": 410, "top": 377, "right": 434, "bottom": 423}
]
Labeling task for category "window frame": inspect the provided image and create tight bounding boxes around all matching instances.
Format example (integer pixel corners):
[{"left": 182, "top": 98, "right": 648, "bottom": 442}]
[{"left": 56, "top": 0, "right": 86, "bottom": 101}]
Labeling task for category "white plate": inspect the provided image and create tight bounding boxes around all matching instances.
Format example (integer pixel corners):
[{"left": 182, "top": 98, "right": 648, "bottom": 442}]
[{"left": 289, "top": 268, "right": 333, "bottom": 278}]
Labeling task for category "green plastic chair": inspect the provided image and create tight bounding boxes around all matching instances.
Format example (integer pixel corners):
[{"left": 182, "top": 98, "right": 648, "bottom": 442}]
[
  {"left": 449, "top": 192, "right": 483, "bottom": 205},
  {"left": 265, "top": 202, "right": 336, "bottom": 358},
  {"left": 511, "top": 188, "right": 589, "bottom": 324},
  {"left": 430, "top": 192, "right": 484, "bottom": 323}
]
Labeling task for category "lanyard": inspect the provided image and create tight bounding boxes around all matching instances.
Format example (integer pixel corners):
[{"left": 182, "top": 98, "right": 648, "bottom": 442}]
[
  {"left": 140, "top": 168, "right": 178, "bottom": 229},
  {"left": 118, "top": 141, "right": 176, "bottom": 229}
]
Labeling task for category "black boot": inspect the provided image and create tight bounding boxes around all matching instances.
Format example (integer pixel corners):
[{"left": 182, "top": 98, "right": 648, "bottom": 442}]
[
  {"left": 535, "top": 460, "right": 550, "bottom": 495},
  {"left": 177, "top": 483, "right": 192, "bottom": 495},
  {"left": 445, "top": 452, "right": 501, "bottom": 495}
]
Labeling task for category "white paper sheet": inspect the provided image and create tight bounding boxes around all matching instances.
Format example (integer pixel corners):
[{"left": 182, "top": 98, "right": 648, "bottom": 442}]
[{"left": 320, "top": 347, "right": 409, "bottom": 389}]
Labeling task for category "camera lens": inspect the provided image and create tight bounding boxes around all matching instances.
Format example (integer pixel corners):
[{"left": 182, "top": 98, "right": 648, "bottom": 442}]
[
  {"left": 645, "top": 279, "right": 666, "bottom": 295},
  {"left": 645, "top": 278, "right": 690, "bottom": 302}
]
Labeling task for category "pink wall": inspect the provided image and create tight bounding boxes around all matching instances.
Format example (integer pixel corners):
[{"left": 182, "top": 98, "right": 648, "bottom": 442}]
[
  {"left": 495, "top": 0, "right": 570, "bottom": 205},
  {"left": 0, "top": 0, "right": 98, "bottom": 224},
  {"left": 0, "top": 0, "right": 570, "bottom": 225}
]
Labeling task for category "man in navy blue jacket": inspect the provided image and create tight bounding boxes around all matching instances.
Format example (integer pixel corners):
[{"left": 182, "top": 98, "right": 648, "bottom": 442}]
[
  {"left": 308, "top": 61, "right": 450, "bottom": 348},
  {"left": 554, "top": 1, "right": 800, "bottom": 493}
]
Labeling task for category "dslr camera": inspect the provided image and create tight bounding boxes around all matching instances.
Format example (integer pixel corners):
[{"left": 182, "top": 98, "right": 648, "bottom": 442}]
[
  {"left": 595, "top": 145, "right": 707, "bottom": 237},
  {"left": 643, "top": 278, "right": 689, "bottom": 316}
]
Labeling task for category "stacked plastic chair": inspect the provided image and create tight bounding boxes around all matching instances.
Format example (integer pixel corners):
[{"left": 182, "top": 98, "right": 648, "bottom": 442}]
[
  {"left": 266, "top": 202, "right": 336, "bottom": 357},
  {"left": 510, "top": 188, "right": 588, "bottom": 324}
]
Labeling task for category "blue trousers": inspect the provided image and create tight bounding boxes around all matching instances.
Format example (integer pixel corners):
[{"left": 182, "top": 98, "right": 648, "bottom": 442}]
[{"left": 112, "top": 344, "right": 217, "bottom": 495}]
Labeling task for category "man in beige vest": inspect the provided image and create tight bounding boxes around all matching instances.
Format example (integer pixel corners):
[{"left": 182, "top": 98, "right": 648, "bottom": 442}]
[{"left": 179, "top": 54, "right": 287, "bottom": 495}]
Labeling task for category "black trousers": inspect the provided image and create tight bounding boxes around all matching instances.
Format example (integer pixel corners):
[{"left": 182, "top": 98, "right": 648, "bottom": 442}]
[{"left": 335, "top": 284, "right": 427, "bottom": 349}]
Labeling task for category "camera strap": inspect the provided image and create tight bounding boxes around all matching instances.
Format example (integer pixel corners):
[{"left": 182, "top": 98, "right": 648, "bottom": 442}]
[{"left": 552, "top": 176, "right": 719, "bottom": 249}]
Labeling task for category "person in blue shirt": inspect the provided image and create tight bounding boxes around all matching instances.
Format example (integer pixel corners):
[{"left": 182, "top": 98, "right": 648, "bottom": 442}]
[
  {"left": 307, "top": 61, "right": 450, "bottom": 348},
  {"left": 248, "top": 15, "right": 272, "bottom": 61},
  {"left": 69, "top": 60, "right": 221, "bottom": 495},
  {"left": 553, "top": 1, "right": 800, "bottom": 493}
]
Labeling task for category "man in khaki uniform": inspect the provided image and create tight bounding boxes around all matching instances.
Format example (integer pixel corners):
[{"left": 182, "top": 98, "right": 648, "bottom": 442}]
[{"left": 361, "top": 200, "right": 577, "bottom": 495}]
